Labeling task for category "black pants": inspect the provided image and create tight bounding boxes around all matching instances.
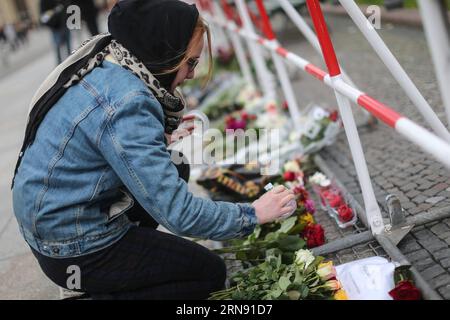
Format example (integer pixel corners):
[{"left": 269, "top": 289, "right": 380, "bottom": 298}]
[{"left": 31, "top": 153, "right": 226, "bottom": 300}]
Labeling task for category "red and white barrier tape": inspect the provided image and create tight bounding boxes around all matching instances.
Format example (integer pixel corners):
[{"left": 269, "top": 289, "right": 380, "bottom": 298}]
[{"left": 205, "top": 15, "right": 450, "bottom": 169}]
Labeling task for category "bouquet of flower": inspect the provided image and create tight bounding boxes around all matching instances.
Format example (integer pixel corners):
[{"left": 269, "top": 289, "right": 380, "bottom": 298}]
[
  {"left": 196, "top": 164, "right": 277, "bottom": 202},
  {"left": 210, "top": 249, "right": 347, "bottom": 300},
  {"left": 216, "top": 159, "right": 326, "bottom": 265},
  {"left": 289, "top": 105, "right": 341, "bottom": 155}
]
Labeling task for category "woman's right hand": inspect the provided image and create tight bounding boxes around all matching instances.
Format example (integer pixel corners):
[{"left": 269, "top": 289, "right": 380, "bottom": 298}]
[{"left": 252, "top": 185, "right": 296, "bottom": 224}]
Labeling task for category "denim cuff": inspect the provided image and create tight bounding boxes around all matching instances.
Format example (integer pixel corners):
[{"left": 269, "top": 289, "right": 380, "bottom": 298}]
[{"left": 236, "top": 203, "right": 258, "bottom": 237}]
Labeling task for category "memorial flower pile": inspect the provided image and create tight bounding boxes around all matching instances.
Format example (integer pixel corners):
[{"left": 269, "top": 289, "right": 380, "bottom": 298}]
[{"left": 209, "top": 249, "right": 346, "bottom": 300}]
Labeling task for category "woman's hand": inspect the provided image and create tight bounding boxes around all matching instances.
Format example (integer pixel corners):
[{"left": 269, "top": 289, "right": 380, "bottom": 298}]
[{"left": 252, "top": 185, "right": 297, "bottom": 224}]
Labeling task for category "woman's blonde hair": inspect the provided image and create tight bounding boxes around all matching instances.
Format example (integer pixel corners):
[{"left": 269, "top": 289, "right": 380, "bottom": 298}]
[{"left": 159, "top": 16, "right": 213, "bottom": 86}]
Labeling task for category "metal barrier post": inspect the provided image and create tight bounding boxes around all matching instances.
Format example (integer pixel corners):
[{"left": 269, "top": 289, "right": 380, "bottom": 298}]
[
  {"left": 339, "top": 0, "right": 450, "bottom": 142},
  {"left": 276, "top": 0, "right": 359, "bottom": 91},
  {"left": 233, "top": 0, "right": 278, "bottom": 101},
  {"left": 306, "top": 0, "right": 384, "bottom": 235},
  {"left": 210, "top": 0, "right": 256, "bottom": 88},
  {"left": 418, "top": 0, "right": 450, "bottom": 129},
  {"left": 254, "top": 0, "right": 303, "bottom": 131}
]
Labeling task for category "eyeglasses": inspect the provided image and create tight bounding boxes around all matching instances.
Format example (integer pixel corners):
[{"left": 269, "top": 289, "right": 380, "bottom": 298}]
[{"left": 187, "top": 58, "right": 199, "bottom": 72}]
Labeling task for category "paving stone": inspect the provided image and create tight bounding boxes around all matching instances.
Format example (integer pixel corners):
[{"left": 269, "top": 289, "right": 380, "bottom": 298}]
[
  {"left": 406, "top": 249, "right": 431, "bottom": 263},
  {"left": 426, "top": 196, "right": 446, "bottom": 205},
  {"left": 437, "top": 190, "right": 450, "bottom": 198},
  {"left": 412, "top": 195, "right": 428, "bottom": 204},
  {"left": 413, "top": 257, "right": 435, "bottom": 272},
  {"left": 406, "top": 190, "right": 421, "bottom": 198},
  {"left": 430, "top": 223, "right": 450, "bottom": 236},
  {"left": 438, "top": 232, "right": 450, "bottom": 240},
  {"left": 398, "top": 240, "right": 422, "bottom": 254},
  {"left": 418, "top": 238, "right": 448, "bottom": 253},
  {"left": 407, "top": 165, "right": 425, "bottom": 174},
  {"left": 400, "top": 182, "right": 417, "bottom": 192},
  {"left": 432, "top": 249, "right": 450, "bottom": 261},
  {"left": 401, "top": 201, "right": 416, "bottom": 210},
  {"left": 444, "top": 218, "right": 450, "bottom": 228},
  {"left": 441, "top": 258, "right": 450, "bottom": 269},
  {"left": 421, "top": 265, "right": 446, "bottom": 280},
  {"left": 417, "top": 181, "right": 436, "bottom": 191},
  {"left": 438, "top": 285, "right": 450, "bottom": 299},
  {"left": 412, "top": 229, "right": 435, "bottom": 240},
  {"left": 424, "top": 183, "right": 449, "bottom": 197},
  {"left": 396, "top": 171, "right": 410, "bottom": 179},
  {"left": 429, "top": 274, "right": 450, "bottom": 289},
  {"left": 425, "top": 221, "right": 439, "bottom": 228}
]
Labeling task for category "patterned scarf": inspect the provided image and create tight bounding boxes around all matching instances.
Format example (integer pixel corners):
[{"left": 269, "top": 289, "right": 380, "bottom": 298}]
[{"left": 66, "top": 36, "right": 186, "bottom": 132}]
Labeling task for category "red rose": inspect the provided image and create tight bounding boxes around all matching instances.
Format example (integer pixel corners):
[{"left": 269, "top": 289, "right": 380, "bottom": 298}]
[
  {"left": 302, "top": 224, "right": 325, "bottom": 248},
  {"left": 329, "top": 110, "right": 339, "bottom": 122},
  {"left": 388, "top": 280, "right": 422, "bottom": 300},
  {"left": 225, "top": 115, "right": 235, "bottom": 125},
  {"left": 326, "top": 193, "right": 343, "bottom": 208},
  {"left": 337, "top": 204, "right": 353, "bottom": 222},
  {"left": 241, "top": 112, "right": 249, "bottom": 121},
  {"left": 283, "top": 171, "right": 297, "bottom": 182},
  {"left": 320, "top": 189, "right": 331, "bottom": 206},
  {"left": 293, "top": 186, "right": 309, "bottom": 202},
  {"left": 282, "top": 101, "right": 289, "bottom": 110}
]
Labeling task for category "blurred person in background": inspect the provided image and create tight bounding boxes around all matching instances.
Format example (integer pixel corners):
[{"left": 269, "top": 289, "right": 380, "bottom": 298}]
[
  {"left": 73, "top": 0, "right": 100, "bottom": 36},
  {"left": 40, "top": 0, "right": 72, "bottom": 64},
  {"left": 4, "top": 23, "right": 18, "bottom": 51},
  {"left": 0, "top": 25, "right": 6, "bottom": 44}
]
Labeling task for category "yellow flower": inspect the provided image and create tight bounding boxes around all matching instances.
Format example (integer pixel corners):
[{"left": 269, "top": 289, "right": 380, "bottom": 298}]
[
  {"left": 324, "top": 280, "right": 341, "bottom": 291},
  {"left": 298, "top": 213, "right": 315, "bottom": 226},
  {"left": 283, "top": 160, "right": 301, "bottom": 173},
  {"left": 317, "top": 261, "right": 337, "bottom": 281},
  {"left": 334, "top": 289, "right": 348, "bottom": 300}
]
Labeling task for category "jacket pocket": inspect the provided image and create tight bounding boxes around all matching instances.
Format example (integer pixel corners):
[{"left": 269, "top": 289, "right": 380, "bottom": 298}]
[{"left": 107, "top": 188, "right": 134, "bottom": 223}]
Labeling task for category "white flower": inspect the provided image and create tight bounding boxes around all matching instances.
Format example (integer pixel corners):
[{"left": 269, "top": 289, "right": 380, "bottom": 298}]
[
  {"left": 294, "top": 249, "right": 315, "bottom": 269},
  {"left": 312, "top": 106, "right": 329, "bottom": 120},
  {"left": 309, "top": 172, "right": 327, "bottom": 185},
  {"left": 320, "top": 179, "right": 331, "bottom": 187},
  {"left": 283, "top": 160, "right": 301, "bottom": 173}
]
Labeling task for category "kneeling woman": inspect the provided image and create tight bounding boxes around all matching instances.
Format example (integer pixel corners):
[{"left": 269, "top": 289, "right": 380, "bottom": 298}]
[{"left": 11, "top": 0, "right": 295, "bottom": 299}]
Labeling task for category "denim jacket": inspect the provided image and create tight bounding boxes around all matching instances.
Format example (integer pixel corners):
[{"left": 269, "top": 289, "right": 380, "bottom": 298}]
[{"left": 12, "top": 60, "right": 257, "bottom": 258}]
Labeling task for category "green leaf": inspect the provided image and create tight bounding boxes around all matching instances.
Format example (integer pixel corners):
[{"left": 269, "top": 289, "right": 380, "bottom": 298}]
[
  {"left": 270, "top": 288, "right": 283, "bottom": 299},
  {"left": 277, "top": 216, "right": 297, "bottom": 234},
  {"left": 394, "top": 265, "right": 414, "bottom": 284},
  {"left": 288, "top": 223, "right": 305, "bottom": 235},
  {"left": 301, "top": 286, "right": 309, "bottom": 298},
  {"left": 277, "top": 234, "right": 306, "bottom": 252},
  {"left": 293, "top": 269, "right": 304, "bottom": 284},
  {"left": 278, "top": 276, "right": 291, "bottom": 291},
  {"left": 264, "top": 232, "right": 278, "bottom": 242}
]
